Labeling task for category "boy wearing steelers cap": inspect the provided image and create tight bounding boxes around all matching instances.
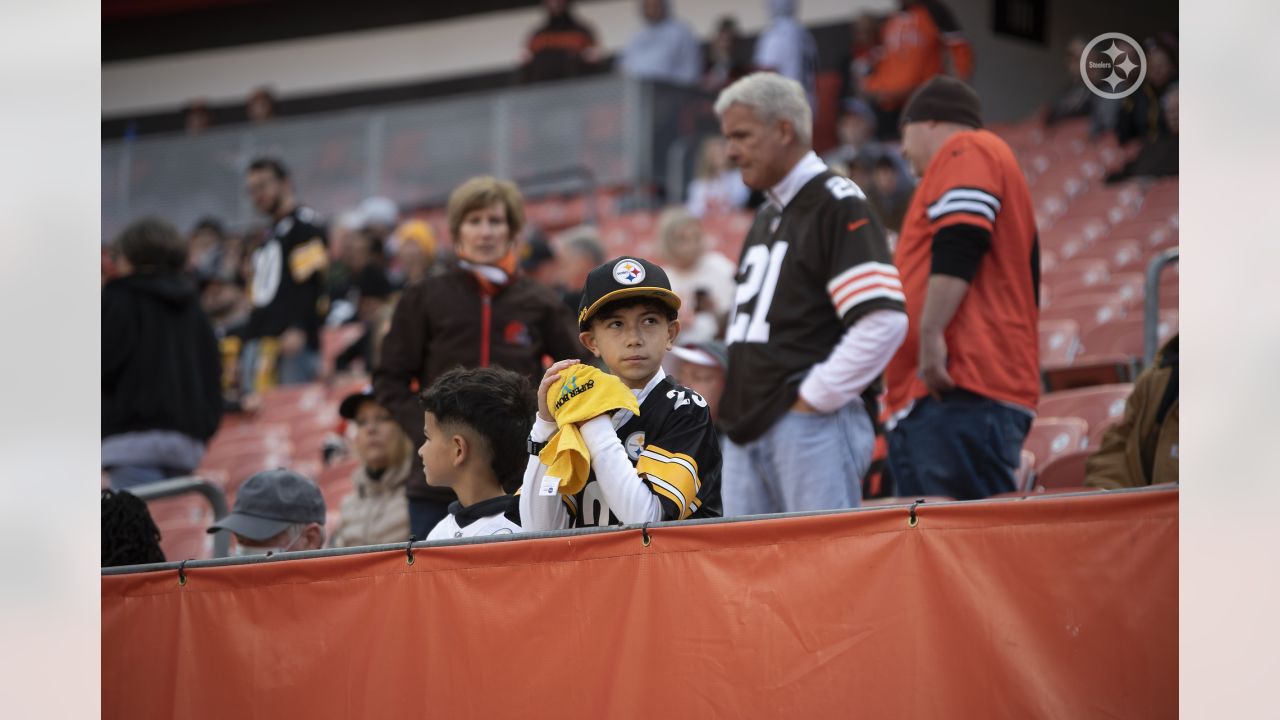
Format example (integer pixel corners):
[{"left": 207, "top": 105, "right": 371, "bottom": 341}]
[{"left": 519, "top": 257, "right": 723, "bottom": 529}]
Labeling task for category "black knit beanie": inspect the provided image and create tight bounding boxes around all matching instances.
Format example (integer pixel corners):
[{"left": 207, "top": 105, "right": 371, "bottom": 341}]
[{"left": 900, "top": 75, "right": 983, "bottom": 129}]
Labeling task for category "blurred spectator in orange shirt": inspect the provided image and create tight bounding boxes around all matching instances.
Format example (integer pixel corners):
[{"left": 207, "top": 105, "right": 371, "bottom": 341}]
[{"left": 861, "top": 0, "right": 974, "bottom": 140}]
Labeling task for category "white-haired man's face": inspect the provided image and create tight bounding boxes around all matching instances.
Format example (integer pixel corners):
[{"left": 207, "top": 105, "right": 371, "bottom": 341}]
[{"left": 719, "top": 103, "right": 796, "bottom": 191}]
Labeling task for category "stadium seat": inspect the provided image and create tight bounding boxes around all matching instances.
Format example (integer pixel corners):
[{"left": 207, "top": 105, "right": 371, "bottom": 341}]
[
  {"left": 1040, "top": 248, "right": 1059, "bottom": 274},
  {"left": 1039, "top": 319, "right": 1080, "bottom": 367},
  {"left": 292, "top": 432, "right": 331, "bottom": 465},
  {"left": 328, "top": 375, "right": 370, "bottom": 402},
  {"left": 1043, "top": 258, "right": 1110, "bottom": 288},
  {"left": 1034, "top": 449, "right": 1094, "bottom": 490},
  {"left": 157, "top": 518, "right": 214, "bottom": 562},
  {"left": 1064, "top": 185, "right": 1141, "bottom": 224},
  {"left": 701, "top": 210, "right": 754, "bottom": 258},
  {"left": 145, "top": 494, "right": 214, "bottom": 526},
  {"left": 1023, "top": 417, "right": 1089, "bottom": 472},
  {"left": 1038, "top": 384, "right": 1133, "bottom": 449},
  {"left": 257, "top": 381, "right": 327, "bottom": 409},
  {"left": 320, "top": 324, "right": 366, "bottom": 377},
  {"left": 1075, "top": 312, "right": 1178, "bottom": 362},
  {"left": 207, "top": 420, "right": 290, "bottom": 445},
  {"left": 597, "top": 212, "right": 659, "bottom": 257},
  {"left": 525, "top": 196, "right": 588, "bottom": 233},
  {"left": 1035, "top": 192, "right": 1069, "bottom": 226},
  {"left": 1073, "top": 239, "right": 1143, "bottom": 274},
  {"left": 1051, "top": 272, "right": 1144, "bottom": 310},
  {"left": 1109, "top": 219, "right": 1174, "bottom": 249},
  {"left": 1038, "top": 168, "right": 1088, "bottom": 199},
  {"left": 200, "top": 443, "right": 295, "bottom": 483},
  {"left": 1015, "top": 449, "right": 1036, "bottom": 492},
  {"left": 1142, "top": 177, "right": 1178, "bottom": 207},
  {"left": 1039, "top": 292, "right": 1127, "bottom": 336},
  {"left": 258, "top": 402, "right": 338, "bottom": 426},
  {"left": 1041, "top": 216, "right": 1109, "bottom": 252}
]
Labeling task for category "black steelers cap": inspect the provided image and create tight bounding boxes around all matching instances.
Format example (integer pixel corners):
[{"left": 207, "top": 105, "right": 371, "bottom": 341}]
[{"left": 577, "top": 256, "right": 682, "bottom": 330}]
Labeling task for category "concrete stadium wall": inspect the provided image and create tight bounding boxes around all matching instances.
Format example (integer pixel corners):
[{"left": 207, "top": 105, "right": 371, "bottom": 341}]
[
  {"left": 102, "top": 0, "right": 894, "bottom": 116},
  {"left": 102, "top": 0, "right": 1176, "bottom": 122}
]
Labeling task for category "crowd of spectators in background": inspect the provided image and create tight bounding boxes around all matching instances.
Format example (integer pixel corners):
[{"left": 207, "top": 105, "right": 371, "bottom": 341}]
[{"left": 102, "top": 3, "right": 1181, "bottom": 566}]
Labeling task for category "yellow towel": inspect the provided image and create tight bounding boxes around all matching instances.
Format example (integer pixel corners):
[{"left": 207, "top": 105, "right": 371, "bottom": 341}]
[{"left": 537, "top": 365, "right": 639, "bottom": 495}]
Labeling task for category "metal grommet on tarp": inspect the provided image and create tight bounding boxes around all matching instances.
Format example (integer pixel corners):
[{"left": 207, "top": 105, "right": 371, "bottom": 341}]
[
  {"left": 178, "top": 559, "right": 189, "bottom": 586},
  {"left": 908, "top": 499, "right": 925, "bottom": 528},
  {"left": 641, "top": 523, "right": 652, "bottom": 547},
  {"left": 406, "top": 535, "right": 417, "bottom": 565}
]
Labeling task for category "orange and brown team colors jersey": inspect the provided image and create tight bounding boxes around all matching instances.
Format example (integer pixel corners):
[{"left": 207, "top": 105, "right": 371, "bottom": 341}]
[
  {"left": 527, "top": 30, "right": 594, "bottom": 55},
  {"left": 885, "top": 129, "right": 1040, "bottom": 420},
  {"left": 862, "top": 3, "right": 974, "bottom": 108}
]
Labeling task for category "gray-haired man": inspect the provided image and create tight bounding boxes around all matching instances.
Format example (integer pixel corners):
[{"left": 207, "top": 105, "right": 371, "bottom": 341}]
[{"left": 714, "top": 72, "right": 907, "bottom": 515}]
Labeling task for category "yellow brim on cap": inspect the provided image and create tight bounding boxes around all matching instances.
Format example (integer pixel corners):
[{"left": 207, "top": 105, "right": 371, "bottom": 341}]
[{"left": 578, "top": 287, "right": 682, "bottom": 328}]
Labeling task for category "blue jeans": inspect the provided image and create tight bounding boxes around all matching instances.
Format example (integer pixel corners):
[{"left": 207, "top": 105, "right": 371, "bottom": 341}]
[
  {"left": 408, "top": 497, "right": 451, "bottom": 540},
  {"left": 886, "top": 391, "right": 1032, "bottom": 501},
  {"left": 239, "top": 339, "right": 321, "bottom": 392},
  {"left": 722, "top": 400, "right": 875, "bottom": 516}
]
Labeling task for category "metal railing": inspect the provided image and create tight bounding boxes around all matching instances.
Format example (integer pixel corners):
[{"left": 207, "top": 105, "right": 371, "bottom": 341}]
[
  {"left": 102, "top": 484, "right": 1175, "bottom": 576},
  {"left": 130, "top": 477, "right": 232, "bottom": 558},
  {"left": 1144, "top": 247, "right": 1179, "bottom": 366}
]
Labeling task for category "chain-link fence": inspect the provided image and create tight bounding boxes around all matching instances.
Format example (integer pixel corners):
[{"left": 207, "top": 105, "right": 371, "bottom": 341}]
[{"left": 102, "top": 77, "right": 722, "bottom": 240}]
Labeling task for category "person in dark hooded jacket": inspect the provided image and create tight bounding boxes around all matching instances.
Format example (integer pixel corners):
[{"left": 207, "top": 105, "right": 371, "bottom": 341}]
[{"left": 103, "top": 218, "right": 224, "bottom": 489}]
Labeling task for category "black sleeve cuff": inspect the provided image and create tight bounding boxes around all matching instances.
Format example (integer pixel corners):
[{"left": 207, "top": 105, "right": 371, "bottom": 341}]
[{"left": 931, "top": 224, "right": 992, "bottom": 282}]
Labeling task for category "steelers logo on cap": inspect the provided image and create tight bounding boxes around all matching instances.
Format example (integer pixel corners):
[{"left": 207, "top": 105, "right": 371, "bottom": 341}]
[{"left": 612, "top": 259, "right": 645, "bottom": 286}]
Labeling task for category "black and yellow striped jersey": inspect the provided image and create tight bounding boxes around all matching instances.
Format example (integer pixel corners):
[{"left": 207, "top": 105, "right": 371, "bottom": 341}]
[{"left": 562, "top": 375, "right": 722, "bottom": 527}]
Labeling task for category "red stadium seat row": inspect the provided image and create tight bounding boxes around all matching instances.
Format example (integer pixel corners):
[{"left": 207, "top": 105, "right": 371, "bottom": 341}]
[{"left": 1014, "top": 383, "right": 1134, "bottom": 492}]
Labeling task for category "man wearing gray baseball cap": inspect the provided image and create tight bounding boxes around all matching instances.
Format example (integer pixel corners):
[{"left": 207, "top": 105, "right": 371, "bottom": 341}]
[{"left": 207, "top": 469, "right": 327, "bottom": 556}]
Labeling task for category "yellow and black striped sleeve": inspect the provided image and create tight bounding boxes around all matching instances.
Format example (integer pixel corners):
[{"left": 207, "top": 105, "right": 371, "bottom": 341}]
[{"left": 637, "top": 445, "right": 702, "bottom": 520}]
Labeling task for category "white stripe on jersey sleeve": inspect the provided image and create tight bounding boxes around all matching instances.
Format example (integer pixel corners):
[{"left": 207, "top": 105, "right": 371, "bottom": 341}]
[
  {"left": 645, "top": 475, "right": 691, "bottom": 517},
  {"left": 927, "top": 188, "right": 1001, "bottom": 213},
  {"left": 927, "top": 199, "right": 997, "bottom": 222},
  {"left": 835, "top": 287, "right": 907, "bottom": 318},
  {"left": 825, "top": 261, "right": 901, "bottom": 297},
  {"left": 827, "top": 261, "right": 904, "bottom": 317}
]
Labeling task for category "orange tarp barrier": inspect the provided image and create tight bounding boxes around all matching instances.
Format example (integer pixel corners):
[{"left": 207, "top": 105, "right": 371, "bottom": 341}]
[{"left": 103, "top": 488, "right": 1177, "bottom": 718}]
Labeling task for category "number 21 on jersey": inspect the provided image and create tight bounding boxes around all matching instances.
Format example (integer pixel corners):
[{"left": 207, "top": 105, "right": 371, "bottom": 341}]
[{"left": 726, "top": 242, "right": 788, "bottom": 344}]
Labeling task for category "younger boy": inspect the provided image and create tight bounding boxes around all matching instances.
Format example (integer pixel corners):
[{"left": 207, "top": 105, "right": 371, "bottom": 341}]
[
  {"left": 419, "top": 367, "right": 535, "bottom": 540},
  {"left": 520, "top": 257, "right": 722, "bottom": 529}
]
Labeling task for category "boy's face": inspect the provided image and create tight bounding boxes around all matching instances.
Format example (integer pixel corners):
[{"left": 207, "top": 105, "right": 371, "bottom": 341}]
[
  {"left": 419, "top": 411, "right": 458, "bottom": 487},
  {"left": 581, "top": 302, "right": 679, "bottom": 390}
]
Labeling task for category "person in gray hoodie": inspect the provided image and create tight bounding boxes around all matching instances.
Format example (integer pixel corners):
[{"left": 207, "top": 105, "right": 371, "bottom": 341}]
[
  {"left": 620, "top": 0, "right": 702, "bottom": 87},
  {"left": 102, "top": 217, "right": 224, "bottom": 489}
]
